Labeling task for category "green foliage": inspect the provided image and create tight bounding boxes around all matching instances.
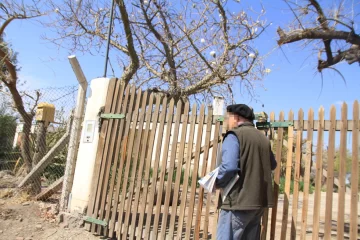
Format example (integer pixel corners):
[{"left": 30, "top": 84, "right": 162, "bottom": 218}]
[
  {"left": 333, "top": 149, "right": 352, "bottom": 174},
  {"left": 0, "top": 114, "right": 17, "bottom": 154},
  {"left": 0, "top": 113, "right": 17, "bottom": 170},
  {"left": 164, "top": 167, "right": 200, "bottom": 187},
  {"left": 278, "top": 176, "right": 314, "bottom": 194}
]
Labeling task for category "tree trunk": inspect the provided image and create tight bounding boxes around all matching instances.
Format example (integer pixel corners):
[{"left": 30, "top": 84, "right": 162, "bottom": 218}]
[
  {"left": 31, "top": 121, "right": 47, "bottom": 194},
  {"left": 21, "top": 115, "right": 33, "bottom": 174}
]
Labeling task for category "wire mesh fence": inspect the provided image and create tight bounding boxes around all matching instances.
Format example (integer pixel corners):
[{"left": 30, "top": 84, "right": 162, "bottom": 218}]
[{"left": 0, "top": 85, "right": 79, "bottom": 201}]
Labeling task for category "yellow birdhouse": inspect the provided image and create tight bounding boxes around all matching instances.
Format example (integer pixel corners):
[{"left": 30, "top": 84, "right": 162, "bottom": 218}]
[{"left": 36, "top": 103, "right": 55, "bottom": 123}]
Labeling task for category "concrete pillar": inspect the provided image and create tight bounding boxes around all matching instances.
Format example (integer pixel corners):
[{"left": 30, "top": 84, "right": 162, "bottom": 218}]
[
  {"left": 60, "top": 55, "right": 88, "bottom": 212},
  {"left": 69, "top": 77, "right": 111, "bottom": 213}
]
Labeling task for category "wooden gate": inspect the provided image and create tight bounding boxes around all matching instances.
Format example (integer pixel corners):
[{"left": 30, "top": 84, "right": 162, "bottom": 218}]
[
  {"left": 86, "top": 78, "right": 359, "bottom": 239},
  {"left": 86, "top": 78, "right": 223, "bottom": 239}
]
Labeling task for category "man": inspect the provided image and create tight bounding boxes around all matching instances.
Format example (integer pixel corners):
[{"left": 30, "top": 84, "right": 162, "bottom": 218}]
[{"left": 216, "top": 104, "right": 277, "bottom": 240}]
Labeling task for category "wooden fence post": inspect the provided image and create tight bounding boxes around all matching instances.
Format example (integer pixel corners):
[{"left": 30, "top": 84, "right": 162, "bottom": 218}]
[{"left": 60, "top": 55, "right": 88, "bottom": 212}]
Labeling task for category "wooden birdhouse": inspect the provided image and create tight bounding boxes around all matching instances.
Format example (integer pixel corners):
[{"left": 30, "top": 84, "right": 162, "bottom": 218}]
[{"left": 36, "top": 102, "right": 55, "bottom": 123}]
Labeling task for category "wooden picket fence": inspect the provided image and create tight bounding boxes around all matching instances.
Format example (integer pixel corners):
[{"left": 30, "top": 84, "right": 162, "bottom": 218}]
[
  {"left": 86, "top": 78, "right": 359, "bottom": 239},
  {"left": 265, "top": 102, "right": 359, "bottom": 240}
]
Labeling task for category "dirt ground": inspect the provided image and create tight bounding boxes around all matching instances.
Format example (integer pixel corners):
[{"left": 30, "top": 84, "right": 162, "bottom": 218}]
[
  {"left": 0, "top": 191, "right": 102, "bottom": 240},
  {"left": 271, "top": 192, "right": 360, "bottom": 240},
  {"left": 0, "top": 187, "right": 359, "bottom": 240}
]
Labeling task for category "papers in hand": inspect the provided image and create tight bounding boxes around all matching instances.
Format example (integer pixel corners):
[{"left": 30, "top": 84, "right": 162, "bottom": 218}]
[
  {"left": 198, "top": 167, "right": 219, "bottom": 193},
  {"left": 198, "top": 167, "right": 239, "bottom": 202}
]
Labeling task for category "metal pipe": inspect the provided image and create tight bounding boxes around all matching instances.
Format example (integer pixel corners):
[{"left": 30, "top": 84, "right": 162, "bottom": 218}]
[{"left": 103, "top": 0, "right": 116, "bottom": 77}]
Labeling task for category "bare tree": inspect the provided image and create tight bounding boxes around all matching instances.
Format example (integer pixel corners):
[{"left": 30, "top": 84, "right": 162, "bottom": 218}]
[
  {"left": 0, "top": 0, "right": 46, "bottom": 173},
  {"left": 45, "top": 0, "right": 269, "bottom": 103},
  {"left": 277, "top": 0, "right": 360, "bottom": 73}
]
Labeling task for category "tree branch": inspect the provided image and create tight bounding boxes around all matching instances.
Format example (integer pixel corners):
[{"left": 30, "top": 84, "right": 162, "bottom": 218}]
[
  {"left": 0, "top": 17, "right": 15, "bottom": 36},
  {"left": 140, "top": 0, "right": 177, "bottom": 89},
  {"left": 277, "top": 27, "right": 360, "bottom": 46},
  {"left": 309, "top": 0, "right": 329, "bottom": 29},
  {"left": 318, "top": 47, "right": 360, "bottom": 70},
  {"left": 116, "top": 0, "right": 139, "bottom": 85},
  {"left": 0, "top": 47, "right": 17, "bottom": 83}
]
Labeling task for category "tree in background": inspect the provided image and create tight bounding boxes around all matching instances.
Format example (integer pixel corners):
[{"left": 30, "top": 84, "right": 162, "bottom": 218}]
[
  {"left": 46, "top": 0, "right": 270, "bottom": 103},
  {"left": 0, "top": 0, "right": 45, "bottom": 174},
  {"left": 277, "top": 0, "right": 359, "bottom": 74}
]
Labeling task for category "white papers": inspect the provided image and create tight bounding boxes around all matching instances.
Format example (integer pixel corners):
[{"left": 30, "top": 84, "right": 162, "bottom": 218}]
[
  {"left": 198, "top": 167, "right": 239, "bottom": 201},
  {"left": 220, "top": 173, "right": 239, "bottom": 202},
  {"left": 198, "top": 167, "right": 219, "bottom": 193}
]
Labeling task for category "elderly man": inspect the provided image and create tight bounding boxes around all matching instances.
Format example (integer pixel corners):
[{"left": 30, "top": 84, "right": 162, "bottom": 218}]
[{"left": 216, "top": 104, "right": 277, "bottom": 240}]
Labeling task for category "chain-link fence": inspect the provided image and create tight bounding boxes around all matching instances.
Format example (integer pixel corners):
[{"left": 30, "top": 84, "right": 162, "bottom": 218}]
[{"left": 0, "top": 85, "right": 78, "bottom": 201}]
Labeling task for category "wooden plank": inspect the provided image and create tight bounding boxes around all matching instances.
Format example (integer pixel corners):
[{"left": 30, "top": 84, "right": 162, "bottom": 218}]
[
  {"left": 35, "top": 176, "right": 64, "bottom": 201},
  {"left": 185, "top": 104, "right": 206, "bottom": 240},
  {"left": 213, "top": 190, "right": 221, "bottom": 238},
  {"left": 91, "top": 79, "right": 121, "bottom": 234},
  {"left": 135, "top": 96, "right": 161, "bottom": 240},
  {"left": 290, "top": 109, "right": 303, "bottom": 239},
  {"left": 312, "top": 107, "right": 325, "bottom": 239},
  {"left": 350, "top": 100, "right": 359, "bottom": 240},
  {"left": 86, "top": 78, "right": 116, "bottom": 231},
  {"left": 202, "top": 121, "right": 221, "bottom": 239},
  {"left": 128, "top": 93, "right": 154, "bottom": 240},
  {"left": 107, "top": 85, "right": 133, "bottom": 237},
  {"left": 280, "top": 110, "right": 294, "bottom": 240},
  {"left": 324, "top": 105, "right": 336, "bottom": 240},
  {"left": 151, "top": 99, "right": 175, "bottom": 240},
  {"left": 132, "top": 115, "right": 359, "bottom": 131},
  {"left": 300, "top": 108, "right": 314, "bottom": 240},
  {"left": 108, "top": 85, "right": 136, "bottom": 237},
  {"left": 95, "top": 80, "right": 122, "bottom": 235},
  {"left": 337, "top": 103, "right": 347, "bottom": 240},
  {"left": 176, "top": 104, "right": 198, "bottom": 240},
  {"left": 211, "top": 126, "right": 223, "bottom": 239},
  {"left": 194, "top": 107, "right": 213, "bottom": 239},
  {"left": 143, "top": 96, "right": 168, "bottom": 240},
  {"left": 159, "top": 100, "right": 183, "bottom": 239},
  {"left": 18, "top": 130, "right": 70, "bottom": 188},
  {"left": 116, "top": 89, "right": 143, "bottom": 239},
  {"left": 121, "top": 91, "right": 149, "bottom": 239},
  {"left": 277, "top": 119, "right": 357, "bottom": 132},
  {"left": 103, "top": 83, "right": 128, "bottom": 237},
  {"left": 323, "top": 167, "right": 350, "bottom": 192},
  {"left": 280, "top": 134, "right": 348, "bottom": 193},
  {"left": 261, "top": 112, "right": 275, "bottom": 240},
  {"left": 168, "top": 102, "right": 190, "bottom": 239},
  {"left": 270, "top": 111, "right": 285, "bottom": 240}
]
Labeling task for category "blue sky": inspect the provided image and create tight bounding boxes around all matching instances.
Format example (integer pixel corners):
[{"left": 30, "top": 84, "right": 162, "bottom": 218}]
[{"left": 3, "top": 0, "right": 359, "bottom": 124}]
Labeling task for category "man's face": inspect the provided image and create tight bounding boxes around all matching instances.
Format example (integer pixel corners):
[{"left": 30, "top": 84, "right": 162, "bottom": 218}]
[{"left": 226, "top": 112, "right": 239, "bottom": 130}]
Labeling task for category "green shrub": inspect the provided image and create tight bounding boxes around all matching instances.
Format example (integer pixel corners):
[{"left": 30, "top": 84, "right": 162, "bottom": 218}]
[{"left": 279, "top": 177, "right": 314, "bottom": 194}]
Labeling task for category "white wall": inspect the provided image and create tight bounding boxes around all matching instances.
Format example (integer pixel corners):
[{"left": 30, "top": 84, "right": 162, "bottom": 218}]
[{"left": 69, "top": 77, "right": 110, "bottom": 213}]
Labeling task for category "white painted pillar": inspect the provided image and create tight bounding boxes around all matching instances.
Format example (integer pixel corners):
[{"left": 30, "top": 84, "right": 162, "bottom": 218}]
[
  {"left": 13, "top": 123, "right": 24, "bottom": 148},
  {"left": 212, "top": 96, "right": 224, "bottom": 116},
  {"left": 213, "top": 96, "right": 224, "bottom": 167},
  {"left": 69, "top": 77, "right": 111, "bottom": 213}
]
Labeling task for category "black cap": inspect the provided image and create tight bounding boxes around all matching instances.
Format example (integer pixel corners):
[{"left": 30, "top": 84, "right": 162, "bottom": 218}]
[{"left": 226, "top": 104, "right": 255, "bottom": 121}]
